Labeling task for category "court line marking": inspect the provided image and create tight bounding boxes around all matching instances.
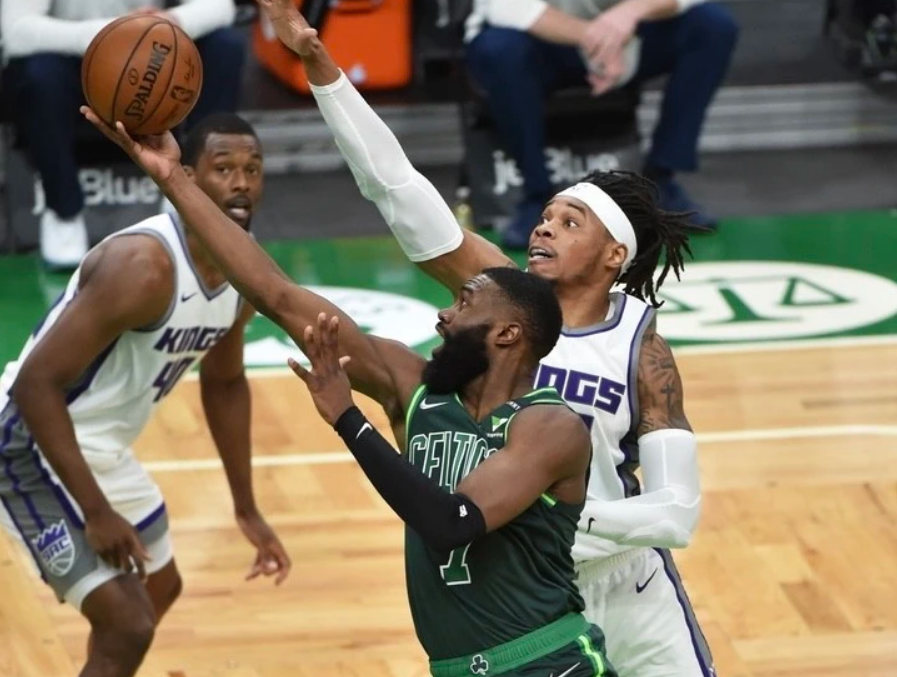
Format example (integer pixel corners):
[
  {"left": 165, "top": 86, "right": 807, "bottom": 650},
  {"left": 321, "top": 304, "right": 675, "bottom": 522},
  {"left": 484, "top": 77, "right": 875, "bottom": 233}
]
[
  {"left": 182, "top": 334, "right": 897, "bottom": 383},
  {"left": 143, "top": 424, "right": 897, "bottom": 473}
]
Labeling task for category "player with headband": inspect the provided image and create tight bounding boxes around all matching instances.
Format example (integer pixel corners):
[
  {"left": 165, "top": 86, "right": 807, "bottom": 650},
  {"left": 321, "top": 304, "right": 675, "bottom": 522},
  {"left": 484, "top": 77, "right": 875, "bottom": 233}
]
[{"left": 256, "top": 2, "right": 711, "bottom": 675}]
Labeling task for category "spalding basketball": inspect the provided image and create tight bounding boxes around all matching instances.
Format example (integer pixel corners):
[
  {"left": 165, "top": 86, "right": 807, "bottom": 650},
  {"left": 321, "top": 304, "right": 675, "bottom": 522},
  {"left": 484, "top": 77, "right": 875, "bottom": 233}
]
[{"left": 82, "top": 15, "right": 204, "bottom": 135}]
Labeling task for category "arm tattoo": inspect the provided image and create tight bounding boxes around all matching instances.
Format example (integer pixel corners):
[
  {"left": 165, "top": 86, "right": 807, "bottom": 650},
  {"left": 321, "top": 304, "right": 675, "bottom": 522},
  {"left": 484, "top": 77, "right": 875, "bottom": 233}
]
[{"left": 636, "top": 317, "right": 692, "bottom": 436}]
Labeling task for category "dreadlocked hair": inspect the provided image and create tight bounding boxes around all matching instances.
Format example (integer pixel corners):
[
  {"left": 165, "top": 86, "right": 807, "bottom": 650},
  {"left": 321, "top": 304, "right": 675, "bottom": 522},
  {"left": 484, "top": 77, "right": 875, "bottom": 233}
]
[{"left": 579, "top": 170, "right": 694, "bottom": 308}]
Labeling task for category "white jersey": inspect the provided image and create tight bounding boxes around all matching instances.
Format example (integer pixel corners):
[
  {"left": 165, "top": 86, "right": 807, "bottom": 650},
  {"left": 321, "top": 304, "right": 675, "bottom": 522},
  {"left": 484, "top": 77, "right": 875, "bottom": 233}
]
[
  {"left": 533, "top": 291, "right": 655, "bottom": 562},
  {"left": 0, "top": 214, "right": 241, "bottom": 461}
]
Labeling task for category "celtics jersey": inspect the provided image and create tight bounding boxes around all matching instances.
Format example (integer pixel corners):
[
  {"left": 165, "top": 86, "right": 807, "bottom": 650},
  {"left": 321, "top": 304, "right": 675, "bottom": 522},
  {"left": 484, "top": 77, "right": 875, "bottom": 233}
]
[{"left": 403, "top": 385, "right": 587, "bottom": 661}]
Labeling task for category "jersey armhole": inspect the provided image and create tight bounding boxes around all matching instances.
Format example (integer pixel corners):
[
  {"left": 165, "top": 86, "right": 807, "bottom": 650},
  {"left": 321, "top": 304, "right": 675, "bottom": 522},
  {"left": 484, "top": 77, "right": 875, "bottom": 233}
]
[
  {"left": 503, "top": 403, "right": 581, "bottom": 512},
  {"left": 403, "top": 384, "right": 428, "bottom": 445}
]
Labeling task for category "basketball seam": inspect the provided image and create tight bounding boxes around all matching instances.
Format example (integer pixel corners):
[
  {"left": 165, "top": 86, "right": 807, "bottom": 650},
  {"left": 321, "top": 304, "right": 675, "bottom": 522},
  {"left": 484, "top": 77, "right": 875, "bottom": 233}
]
[
  {"left": 109, "top": 18, "right": 168, "bottom": 130},
  {"left": 133, "top": 21, "right": 179, "bottom": 135},
  {"left": 82, "top": 15, "right": 146, "bottom": 112}
]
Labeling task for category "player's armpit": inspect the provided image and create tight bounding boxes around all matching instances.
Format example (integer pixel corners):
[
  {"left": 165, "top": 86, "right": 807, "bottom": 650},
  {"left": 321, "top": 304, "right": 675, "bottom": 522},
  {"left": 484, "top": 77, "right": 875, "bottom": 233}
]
[
  {"left": 418, "top": 231, "right": 519, "bottom": 294},
  {"left": 456, "top": 405, "right": 590, "bottom": 533},
  {"left": 635, "top": 317, "right": 692, "bottom": 437}
]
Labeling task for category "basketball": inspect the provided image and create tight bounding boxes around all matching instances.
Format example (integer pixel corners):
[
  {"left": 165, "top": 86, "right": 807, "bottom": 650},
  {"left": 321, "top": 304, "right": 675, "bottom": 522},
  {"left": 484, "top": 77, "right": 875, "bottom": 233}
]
[{"left": 81, "top": 15, "right": 204, "bottom": 135}]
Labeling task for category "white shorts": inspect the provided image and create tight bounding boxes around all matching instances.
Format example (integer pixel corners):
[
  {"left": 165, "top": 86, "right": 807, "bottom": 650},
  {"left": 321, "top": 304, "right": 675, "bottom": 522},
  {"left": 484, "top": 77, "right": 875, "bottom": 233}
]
[
  {"left": 0, "top": 445, "right": 173, "bottom": 612},
  {"left": 576, "top": 548, "right": 715, "bottom": 677}
]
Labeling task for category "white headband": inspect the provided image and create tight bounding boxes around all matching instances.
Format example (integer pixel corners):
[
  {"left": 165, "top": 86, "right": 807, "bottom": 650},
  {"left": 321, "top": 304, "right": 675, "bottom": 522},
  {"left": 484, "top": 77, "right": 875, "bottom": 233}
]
[{"left": 555, "top": 183, "right": 638, "bottom": 272}]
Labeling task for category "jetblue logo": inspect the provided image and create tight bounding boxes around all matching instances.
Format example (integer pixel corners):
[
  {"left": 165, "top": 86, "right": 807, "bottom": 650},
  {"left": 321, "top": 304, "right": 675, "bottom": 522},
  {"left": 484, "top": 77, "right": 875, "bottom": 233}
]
[
  {"left": 31, "top": 520, "right": 76, "bottom": 577},
  {"left": 534, "top": 365, "right": 625, "bottom": 415},
  {"left": 154, "top": 326, "right": 228, "bottom": 355}
]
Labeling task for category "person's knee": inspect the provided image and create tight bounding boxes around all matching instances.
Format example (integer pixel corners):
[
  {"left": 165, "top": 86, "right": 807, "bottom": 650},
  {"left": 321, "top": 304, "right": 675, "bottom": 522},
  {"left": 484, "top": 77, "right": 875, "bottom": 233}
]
[
  {"left": 90, "top": 603, "right": 156, "bottom": 667},
  {"left": 467, "top": 27, "right": 536, "bottom": 74},
  {"left": 82, "top": 576, "right": 157, "bottom": 666},
  {"left": 685, "top": 3, "right": 740, "bottom": 52},
  {"left": 155, "top": 569, "right": 183, "bottom": 617}
]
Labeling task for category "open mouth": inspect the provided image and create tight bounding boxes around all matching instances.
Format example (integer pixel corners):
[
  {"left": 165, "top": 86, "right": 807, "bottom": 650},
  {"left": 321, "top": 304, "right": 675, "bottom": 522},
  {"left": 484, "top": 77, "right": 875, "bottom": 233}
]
[
  {"left": 528, "top": 245, "right": 555, "bottom": 262},
  {"left": 225, "top": 197, "right": 252, "bottom": 221}
]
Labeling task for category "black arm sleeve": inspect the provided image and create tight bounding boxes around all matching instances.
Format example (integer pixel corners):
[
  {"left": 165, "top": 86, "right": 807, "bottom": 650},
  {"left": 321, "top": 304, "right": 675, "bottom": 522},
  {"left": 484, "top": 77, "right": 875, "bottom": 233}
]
[{"left": 334, "top": 406, "right": 486, "bottom": 552}]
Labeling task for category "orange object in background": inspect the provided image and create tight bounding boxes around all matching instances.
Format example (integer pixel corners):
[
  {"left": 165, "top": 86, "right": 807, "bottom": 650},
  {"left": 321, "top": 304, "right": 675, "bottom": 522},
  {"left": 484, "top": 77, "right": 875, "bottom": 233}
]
[{"left": 253, "top": 0, "right": 413, "bottom": 94}]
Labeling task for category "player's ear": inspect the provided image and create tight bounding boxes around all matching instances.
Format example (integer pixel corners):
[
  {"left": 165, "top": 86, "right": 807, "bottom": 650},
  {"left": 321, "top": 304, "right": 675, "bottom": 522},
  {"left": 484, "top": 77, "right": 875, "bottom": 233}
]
[
  {"left": 494, "top": 322, "right": 522, "bottom": 348},
  {"left": 182, "top": 165, "right": 196, "bottom": 182},
  {"left": 606, "top": 241, "right": 627, "bottom": 271}
]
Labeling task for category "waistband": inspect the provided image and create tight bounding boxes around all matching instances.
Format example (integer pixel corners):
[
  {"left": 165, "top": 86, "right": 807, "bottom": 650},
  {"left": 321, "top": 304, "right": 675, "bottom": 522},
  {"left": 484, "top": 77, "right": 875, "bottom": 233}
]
[
  {"left": 429, "top": 613, "right": 590, "bottom": 677},
  {"left": 575, "top": 547, "right": 644, "bottom": 580}
]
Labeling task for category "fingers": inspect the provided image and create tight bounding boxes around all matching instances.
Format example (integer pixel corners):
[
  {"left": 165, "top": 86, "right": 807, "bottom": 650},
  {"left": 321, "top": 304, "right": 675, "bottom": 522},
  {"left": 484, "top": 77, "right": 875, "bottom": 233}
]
[
  {"left": 321, "top": 313, "right": 339, "bottom": 366},
  {"left": 304, "top": 323, "right": 319, "bottom": 365},
  {"left": 134, "top": 553, "right": 148, "bottom": 582},
  {"left": 287, "top": 357, "right": 310, "bottom": 382},
  {"left": 273, "top": 544, "right": 292, "bottom": 585},
  {"left": 79, "top": 107, "right": 137, "bottom": 152},
  {"left": 338, "top": 355, "right": 352, "bottom": 370},
  {"left": 252, "top": 544, "right": 292, "bottom": 586},
  {"left": 245, "top": 556, "right": 263, "bottom": 581}
]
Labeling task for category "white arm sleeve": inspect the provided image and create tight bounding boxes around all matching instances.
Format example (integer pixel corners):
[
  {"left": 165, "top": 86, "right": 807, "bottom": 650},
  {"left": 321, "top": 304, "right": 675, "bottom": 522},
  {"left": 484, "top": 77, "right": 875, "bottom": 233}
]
[
  {"left": 309, "top": 72, "right": 463, "bottom": 262},
  {"left": 1, "top": 0, "right": 109, "bottom": 59},
  {"left": 170, "top": 0, "right": 236, "bottom": 40},
  {"left": 579, "top": 429, "right": 702, "bottom": 548}
]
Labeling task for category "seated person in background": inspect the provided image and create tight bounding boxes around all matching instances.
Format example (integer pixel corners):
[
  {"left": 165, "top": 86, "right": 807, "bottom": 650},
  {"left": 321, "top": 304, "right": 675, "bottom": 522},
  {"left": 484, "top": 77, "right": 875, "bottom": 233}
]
[
  {"left": 1, "top": 0, "right": 247, "bottom": 270},
  {"left": 465, "top": 0, "right": 739, "bottom": 246}
]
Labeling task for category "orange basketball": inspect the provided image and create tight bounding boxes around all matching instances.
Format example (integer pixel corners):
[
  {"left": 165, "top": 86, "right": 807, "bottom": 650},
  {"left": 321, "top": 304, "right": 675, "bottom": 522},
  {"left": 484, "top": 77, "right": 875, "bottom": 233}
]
[{"left": 81, "top": 15, "right": 204, "bottom": 135}]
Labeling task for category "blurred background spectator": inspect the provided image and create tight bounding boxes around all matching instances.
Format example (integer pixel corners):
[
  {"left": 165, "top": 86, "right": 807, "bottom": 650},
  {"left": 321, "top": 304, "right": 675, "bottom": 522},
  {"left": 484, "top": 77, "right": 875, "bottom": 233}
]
[{"left": 0, "top": 0, "right": 247, "bottom": 269}]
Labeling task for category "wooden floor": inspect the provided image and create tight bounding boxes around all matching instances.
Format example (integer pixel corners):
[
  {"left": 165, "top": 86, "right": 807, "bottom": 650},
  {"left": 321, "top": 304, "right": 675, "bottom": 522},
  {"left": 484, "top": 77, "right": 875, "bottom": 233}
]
[{"left": 2, "top": 341, "right": 897, "bottom": 677}]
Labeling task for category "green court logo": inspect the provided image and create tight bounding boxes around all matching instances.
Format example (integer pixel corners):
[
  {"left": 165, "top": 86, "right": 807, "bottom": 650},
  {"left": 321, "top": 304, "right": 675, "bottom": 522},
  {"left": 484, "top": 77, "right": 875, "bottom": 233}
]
[
  {"left": 655, "top": 261, "right": 897, "bottom": 342},
  {"left": 243, "top": 286, "right": 440, "bottom": 368}
]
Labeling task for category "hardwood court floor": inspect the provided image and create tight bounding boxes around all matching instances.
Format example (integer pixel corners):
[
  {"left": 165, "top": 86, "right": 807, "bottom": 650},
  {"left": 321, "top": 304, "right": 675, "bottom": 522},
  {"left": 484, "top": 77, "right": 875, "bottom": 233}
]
[{"left": 2, "top": 341, "right": 897, "bottom": 677}]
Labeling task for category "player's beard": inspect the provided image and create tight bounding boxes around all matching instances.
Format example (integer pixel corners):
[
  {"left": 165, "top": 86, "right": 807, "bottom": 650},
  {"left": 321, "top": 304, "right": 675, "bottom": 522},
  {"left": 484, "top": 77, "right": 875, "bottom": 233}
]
[{"left": 422, "top": 323, "right": 491, "bottom": 395}]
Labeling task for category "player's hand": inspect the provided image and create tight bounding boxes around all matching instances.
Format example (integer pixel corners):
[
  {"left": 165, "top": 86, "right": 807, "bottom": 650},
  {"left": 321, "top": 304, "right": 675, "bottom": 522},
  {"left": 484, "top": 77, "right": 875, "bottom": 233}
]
[
  {"left": 256, "top": 0, "right": 320, "bottom": 56},
  {"left": 84, "top": 507, "right": 151, "bottom": 580},
  {"left": 237, "top": 511, "right": 291, "bottom": 585},
  {"left": 287, "top": 312, "right": 354, "bottom": 426},
  {"left": 581, "top": 4, "right": 638, "bottom": 66},
  {"left": 586, "top": 45, "right": 626, "bottom": 96},
  {"left": 79, "top": 106, "right": 182, "bottom": 184}
]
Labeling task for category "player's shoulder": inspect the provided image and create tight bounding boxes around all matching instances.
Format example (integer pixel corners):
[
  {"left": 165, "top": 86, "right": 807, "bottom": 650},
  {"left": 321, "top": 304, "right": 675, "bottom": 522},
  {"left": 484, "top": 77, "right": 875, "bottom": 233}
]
[
  {"left": 80, "top": 228, "right": 175, "bottom": 297},
  {"left": 512, "top": 398, "right": 588, "bottom": 438}
]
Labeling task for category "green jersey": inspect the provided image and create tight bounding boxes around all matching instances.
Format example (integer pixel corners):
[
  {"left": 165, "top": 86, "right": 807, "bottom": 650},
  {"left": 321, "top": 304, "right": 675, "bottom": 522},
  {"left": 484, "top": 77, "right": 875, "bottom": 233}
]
[{"left": 403, "top": 385, "right": 587, "bottom": 661}]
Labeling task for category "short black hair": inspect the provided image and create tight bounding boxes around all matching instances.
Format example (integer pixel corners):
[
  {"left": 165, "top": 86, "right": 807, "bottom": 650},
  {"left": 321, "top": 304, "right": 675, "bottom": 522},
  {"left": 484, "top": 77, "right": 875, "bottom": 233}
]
[
  {"left": 483, "top": 266, "right": 563, "bottom": 362},
  {"left": 580, "top": 170, "right": 694, "bottom": 308},
  {"left": 181, "top": 113, "right": 259, "bottom": 167}
]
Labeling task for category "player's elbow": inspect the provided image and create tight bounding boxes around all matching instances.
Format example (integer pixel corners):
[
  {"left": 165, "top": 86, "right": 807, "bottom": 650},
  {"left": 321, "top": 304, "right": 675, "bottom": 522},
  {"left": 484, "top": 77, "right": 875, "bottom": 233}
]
[
  {"left": 668, "top": 494, "right": 702, "bottom": 548},
  {"left": 420, "top": 529, "right": 474, "bottom": 554},
  {"left": 10, "top": 364, "right": 54, "bottom": 411}
]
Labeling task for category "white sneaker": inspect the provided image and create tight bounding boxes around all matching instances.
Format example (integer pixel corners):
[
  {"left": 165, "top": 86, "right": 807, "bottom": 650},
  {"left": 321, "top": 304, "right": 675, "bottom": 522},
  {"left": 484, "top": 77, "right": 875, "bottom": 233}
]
[{"left": 40, "top": 210, "right": 89, "bottom": 270}]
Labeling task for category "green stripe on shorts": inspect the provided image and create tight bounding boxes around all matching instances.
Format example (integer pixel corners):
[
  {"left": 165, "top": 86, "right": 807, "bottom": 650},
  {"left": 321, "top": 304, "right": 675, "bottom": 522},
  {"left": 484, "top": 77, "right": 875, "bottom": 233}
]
[{"left": 576, "top": 633, "right": 606, "bottom": 676}]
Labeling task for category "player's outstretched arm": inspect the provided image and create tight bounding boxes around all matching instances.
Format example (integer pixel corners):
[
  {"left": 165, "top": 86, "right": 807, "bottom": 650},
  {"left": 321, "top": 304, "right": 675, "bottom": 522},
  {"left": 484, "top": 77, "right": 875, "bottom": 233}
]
[
  {"left": 257, "top": 0, "right": 515, "bottom": 292},
  {"left": 11, "top": 235, "right": 170, "bottom": 576},
  {"left": 291, "top": 316, "right": 591, "bottom": 552},
  {"left": 578, "top": 317, "right": 701, "bottom": 548},
  {"left": 80, "top": 107, "right": 424, "bottom": 416}
]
